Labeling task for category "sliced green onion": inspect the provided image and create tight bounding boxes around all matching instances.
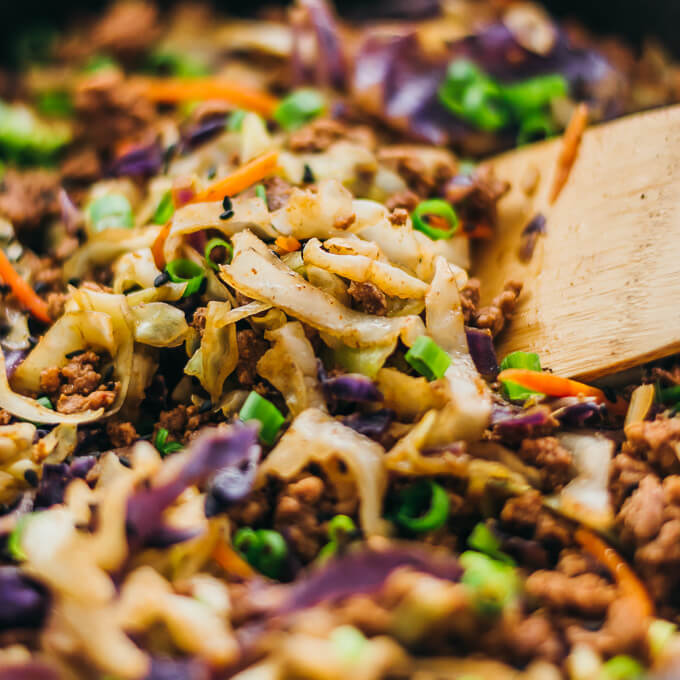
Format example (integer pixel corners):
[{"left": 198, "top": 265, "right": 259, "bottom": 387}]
[
  {"left": 600, "top": 655, "right": 645, "bottom": 680},
  {"left": 233, "top": 527, "right": 288, "bottom": 579},
  {"left": 82, "top": 54, "right": 118, "bottom": 73},
  {"left": 165, "top": 259, "right": 206, "bottom": 298},
  {"left": 204, "top": 237, "right": 233, "bottom": 271},
  {"left": 254, "top": 529, "right": 288, "bottom": 579},
  {"left": 405, "top": 336, "right": 451, "bottom": 382},
  {"left": 330, "top": 626, "right": 368, "bottom": 665},
  {"left": 438, "top": 59, "right": 486, "bottom": 114},
  {"left": 499, "top": 351, "right": 543, "bottom": 401},
  {"left": 328, "top": 514, "right": 356, "bottom": 543},
  {"left": 36, "top": 91, "right": 73, "bottom": 118},
  {"left": 147, "top": 50, "right": 210, "bottom": 78},
  {"left": 517, "top": 112, "right": 557, "bottom": 146},
  {"left": 273, "top": 88, "right": 325, "bottom": 131},
  {"left": 396, "top": 480, "right": 450, "bottom": 533},
  {"left": 239, "top": 391, "right": 285, "bottom": 445},
  {"left": 88, "top": 194, "right": 134, "bottom": 233},
  {"left": 468, "top": 522, "right": 515, "bottom": 565},
  {"left": 648, "top": 619, "right": 677, "bottom": 659},
  {"left": 36, "top": 396, "right": 53, "bottom": 410},
  {"left": 152, "top": 190, "right": 175, "bottom": 225},
  {"left": 659, "top": 384, "right": 680, "bottom": 405},
  {"left": 255, "top": 183, "right": 267, "bottom": 206},
  {"left": 460, "top": 79, "right": 510, "bottom": 131},
  {"left": 227, "top": 109, "right": 247, "bottom": 132},
  {"left": 411, "top": 199, "right": 459, "bottom": 240},
  {"left": 502, "top": 73, "right": 568, "bottom": 119},
  {"left": 154, "top": 427, "right": 183, "bottom": 456},
  {"left": 460, "top": 550, "right": 520, "bottom": 617},
  {"left": 7, "top": 513, "right": 39, "bottom": 561}
]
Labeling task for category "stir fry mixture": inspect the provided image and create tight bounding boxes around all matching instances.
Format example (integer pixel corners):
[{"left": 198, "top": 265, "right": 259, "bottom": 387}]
[{"left": 2, "top": 1, "right": 680, "bottom": 679}]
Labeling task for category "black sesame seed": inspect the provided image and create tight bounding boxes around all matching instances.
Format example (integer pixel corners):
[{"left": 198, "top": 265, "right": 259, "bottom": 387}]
[
  {"left": 118, "top": 455, "right": 132, "bottom": 468},
  {"left": 303, "top": 164, "right": 315, "bottom": 183},
  {"left": 65, "top": 348, "right": 86, "bottom": 359},
  {"left": 163, "top": 143, "right": 177, "bottom": 174},
  {"left": 23, "top": 469, "right": 39, "bottom": 487},
  {"left": 198, "top": 399, "right": 212, "bottom": 414},
  {"left": 222, "top": 195, "right": 233, "bottom": 212},
  {"left": 33, "top": 281, "right": 49, "bottom": 294},
  {"left": 68, "top": 278, "right": 80, "bottom": 287},
  {"left": 154, "top": 271, "right": 170, "bottom": 287},
  {"left": 219, "top": 209, "right": 234, "bottom": 221}
]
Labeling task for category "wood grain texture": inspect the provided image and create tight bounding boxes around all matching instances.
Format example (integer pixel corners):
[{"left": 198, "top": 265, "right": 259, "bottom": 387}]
[{"left": 473, "top": 105, "right": 680, "bottom": 381}]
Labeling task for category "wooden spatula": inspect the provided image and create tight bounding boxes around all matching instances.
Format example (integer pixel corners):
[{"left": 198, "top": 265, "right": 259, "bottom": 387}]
[{"left": 473, "top": 104, "right": 680, "bottom": 381}]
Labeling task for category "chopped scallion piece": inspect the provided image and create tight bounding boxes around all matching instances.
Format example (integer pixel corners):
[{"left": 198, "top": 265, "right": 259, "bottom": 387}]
[
  {"left": 468, "top": 522, "right": 515, "bottom": 565},
  {"left": 659, "top": 384, "right": 680, "bottom": 405},
  {"left": 255, "top": 183, "right": 267, "bottom": 206},
  {"left": 517, "top": 112, "right": 557, "bottom": 146},
  {"left": 147, "top": 50, "right": 210, "bottom": 78},
  {"left": 154, "top": 427, "right": 183, "bottom": 456},
  {"left": 82, "top": 54, "right": 118, "bottom": 73},
  {"left": 233, "top": 527, "right": 288, "bottom": 579},
  {"left": 204, "top": 237, "right": 233, "bottom": 271},
  {"left": 411, "top": 199, "right": 459, "bottom": 240},
  {"left": 405, "top": 336, "right": 451, "bottom": 381},
  {"left": 7, "top": 512, "right": 39, "bottom": 561},
  {"left": 165, "top": 259, "right": 206, "bottom": 297},
  {"left": 396, "top": 480, "right": 450, "bottom": 533},
  {"left": 88, "top": 194, "right": 134, "bottom": 233},
  {"left": 227, "top": 109, "right": 246, "bottom": 132},
  {"left": 36, "top": 90, "right": 73, "bottom": 118},
  {"left": 239, "top": 391, "right": 285, "bottom": 445},
  {"left": 600, "top": 655, "right": 645, "bottom": 680},
  {"left": 36, "top": 396, "right": 53, "bottom": 410},
  {"left": 152, "top": 190, "right": 175, "bottom": 225},
  {"left": 502, "top": 73, "right": 568, "bottom": 119},
  {"left": 273, "top": 88, "right": 325, "bottom": 131},
  {"left": 499, "top": 351, "right": 543, "bottom": 401},
  {"left": 460, "top": 550, "right": 520, "bottom": 617},
  {"left": 330, "top": 626, "right": 368, "bottom": 665}
]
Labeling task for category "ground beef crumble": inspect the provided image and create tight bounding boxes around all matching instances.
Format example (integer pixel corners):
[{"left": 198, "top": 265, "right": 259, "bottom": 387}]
[
  {"left": 474, "top": 280, "right": 523, "bottom": 337},
  {"left": 517, "top": 436, "right": 574, "bottom": 491},
  {"left": 347, "top": 281, "right": 388, "bottom": 316},
  {"left": 288, "top": 118, "right": 376, "bottom": 153},
  {"left": 157, "top": 404, "right": 212, "bottom": 444},
  {"left": 106, "top": 420, "right": 138, "bottom": 449},
  {"left": 236, "top": 329, "right": 269, "bottom": 387},
  {"left": 0, "top": 169, "right": 60, "bottom": 232},
  {"left": 622, "top": 416, "right": 680, "bottom": 473},
  {"left": 91, "top": 1, "right": 161, "bottom": 58},
  {"left": 459, "top": 277, "right": 481, "bottom": 324},
  {"left": 385, "top": 189, "right": 420, "bottom": 213},
  {"left": 39, "top": 351, "right": 118, "bottom": 414}
]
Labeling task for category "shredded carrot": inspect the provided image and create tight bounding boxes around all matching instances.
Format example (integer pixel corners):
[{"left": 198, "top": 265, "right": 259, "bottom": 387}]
[
  {"left": 0, "top": 249, "right": 51, "bottom": 325},
  {"left": 550, "top": 102, "right": 589, "bottom": 203},
  {"left": 151, "top": 151, "right": 279, "bottom": 269},
  {"left": 212, "top": 541, "right": 255, "bottom": 579},
  {"left": 575, "top": 528, "right": 653, "bottom": 617},
  {"left": 141, "top": 77, "right": 280, "bottom": 118},
  {"left": 275, "top": 235, "right": 301, "bottom": 253},
  {"left": 497, "top": 368, "right": 627, "bottom": 415},
  {"left": 193, "top": 150, "right": 279, "bottom": 203}
]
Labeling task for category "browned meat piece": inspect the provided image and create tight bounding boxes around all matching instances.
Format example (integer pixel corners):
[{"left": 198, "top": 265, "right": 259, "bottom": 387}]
[
  {"left": 387, "top": 208, "right": 409, "bottom": 226},
  {"left": 288, "top": 118, "right": 349, "bottom": 152},
  {"left": 46, "top": 293, "right": 68, "bottom": 321},
  {"left": 263, "top": 176, "right": 294, "bottom": 211},
  {"left": 157, "top": 404, "right": 212, "bottom": 444},
  {"left": 60, "top": 148, "right": 102, "bottom": 185},
  {"left": 525, "top": 570, "right": 616, "bottom": 616},
  {"left": 652, "top": 364, "right": 680, "bottom": 386},
  {"left": 518, "top": 436, "right": 574, "bottom": 491},
  {"left": 501, "top": 492, "right": 572, "bottom": 551},
  {"left": 273, "top": 475, "right": 328, "bottom": 561},
  {"left": 0, "top": 169, "right": 60, "bottom": 232},
  {"left": 503, "top": 613, "right": 565, "bottom": 666},
  {"left": 385, "top": 189, "right": 420, "bottom": 213},
  {"left": 567, "top": 597, "right": 648, "bottom": 658},
  {"left": 444, "top": 165, "right": 510, "bottom": 228},
  {"left": 92, "top": 1, "right": 161, "bottom": 58},
  {"left": 377, "top": 146, "right": 457, "bottom": 196},
  {"left": 636, "top": 519, "right": 680, "bottom": 602},
  {"left": 619, "top": 474, "right": 665, "bottom": 543},
  {"left": 190, "top": 306, "right": 208, "bottom": 336},
  {"left": 74, "top": 70, "right": 156, "bottom": 151},
  {"left": 236, "top": 329, "right": 268, "bottom": 387},
  {"left": 347, "top": 281, "right": 388, "bottom": 316},
  {"left": 33, "top": 257, "right": 64, "bottom": 294},
  {"left": 474, "top": 280, "right": 523, "bottom": 337},
  {"left": 39, "top": 351, "right": 119, "bottom": 415},
  {"left": 106, "top": 420, "right": 138, "bottom": 448},
  {"left": 459, "top": 277, "right": 480, "bottom": 324},
  {"left": 0, "top": 410, "right": 12, "bottom": 425},
  {"left": 623, "top": 416, "right": 680, "bottom": 473},
  {"left": 609, "top": 452, "right": 653, "bottom": 509}
]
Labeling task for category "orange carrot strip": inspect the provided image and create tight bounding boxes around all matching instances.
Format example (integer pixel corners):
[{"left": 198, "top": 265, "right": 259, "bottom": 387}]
[
  {"left": 550, "top": 102, "right": 589, "bottom": 203},
  {"left": 497, "top": 368, "right": 605, "bottom": 401},
  {"left": 0, "top": 250, "right": 51, "bottom": 325},
  {"left": 575, "top": 528, "right": 653, "bottom": 617},
  {"left": 151, "top": 151, "right": 279, "bottom": 269},
  {"left": 212, "top": 541, "right": 255, "bottom": 579},
  {"left": 275, "top": 236, "right": 301, "bottom": 253},
  {"left": 141, "top": 78, "right": 279, "bottom": 118},
  {"left": 193, "top": 150, "right": 279, "bottom": 203}
]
